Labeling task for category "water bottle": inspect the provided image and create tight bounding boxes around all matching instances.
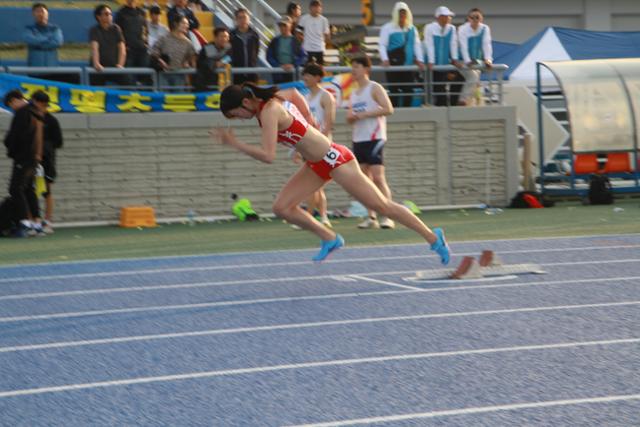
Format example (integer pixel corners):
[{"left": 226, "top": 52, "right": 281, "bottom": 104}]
[{"left": 187, "top": 209, "right": 195, "bottom": 226}]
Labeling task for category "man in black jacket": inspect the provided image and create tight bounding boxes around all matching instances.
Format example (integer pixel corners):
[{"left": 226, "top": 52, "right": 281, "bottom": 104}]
[
  {"left": 194, "top": 27, "right": 231, "bottom": 92},
  {"left": 115, "top": 0, "right": 148, "bottom": 73},
  {"left": 40, "top": 100, "right": 63, "bottom": 233},
  {"left": 3, "top": 90, "right": 47, "bottom": 237},
  {"left": 230, "top": 8, "right": 260, "bottom": 85}
]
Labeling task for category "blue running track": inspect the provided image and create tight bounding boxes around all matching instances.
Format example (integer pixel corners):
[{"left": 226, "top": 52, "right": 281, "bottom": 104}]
[{"left": 0, "top": 234, "right": 639, "bottom": 426}]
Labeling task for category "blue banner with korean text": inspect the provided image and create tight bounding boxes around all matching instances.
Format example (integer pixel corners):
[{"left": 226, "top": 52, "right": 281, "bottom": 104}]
[
  {"left": 0, "top": 72, "right": 351, "bottom": 113},
  {"left": 0, "top": 73, "right": 227, "bottom": 113}
]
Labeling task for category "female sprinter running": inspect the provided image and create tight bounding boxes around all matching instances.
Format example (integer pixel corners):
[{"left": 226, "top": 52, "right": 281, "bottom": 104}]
[{"left": 211, "top": 82, "right": 450, "bottom": 263}]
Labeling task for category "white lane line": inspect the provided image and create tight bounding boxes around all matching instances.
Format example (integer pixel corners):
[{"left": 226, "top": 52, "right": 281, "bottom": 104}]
[
  {"left": 3, "top": 257, "right": 640, "bottom": 302},
  {"left": 1, "top": 274, "right": 639, "bottom": 323},
  {"left": 0, "top": 274, "right": 346, "bottom": 301},
  {"left": 2, "top": 244, "right": 639, "bottom": 284},
  {"left": 545, "top": 258, "right": 640, "bottom": 267},
  {"left": 287, "top": 394, "right": 640, "bottom": 426},
  {"left": 0, "top": 337, "right": 638, "bottom": 399},
  {"left": 349, "top": 275, "right": 423, "bottom": 291},
  {"left": 2, "top": 300, "right": 639, "bottom": 354}
]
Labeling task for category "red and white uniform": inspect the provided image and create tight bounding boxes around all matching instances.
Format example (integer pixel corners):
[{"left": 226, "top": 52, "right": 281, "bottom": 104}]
[{"left": 258, "top": 99, "right": 354, "bottom": 181}]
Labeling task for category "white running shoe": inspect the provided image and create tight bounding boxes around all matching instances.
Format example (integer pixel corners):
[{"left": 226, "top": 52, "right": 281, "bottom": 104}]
[
  {"left": 379, "top": 217, "right": 395, "bottom": 229},
  {"left": 290, "top": 224, "right": 302, "bottom": 230},
  {"left": 31, "top": 223, "right": 47, "bottom": 237},
  {"left": 42, "top": 220, "right": 54, "bottom": 234},
  {"left": 358, "top": 217, "right": 380, "bottom": 229}
]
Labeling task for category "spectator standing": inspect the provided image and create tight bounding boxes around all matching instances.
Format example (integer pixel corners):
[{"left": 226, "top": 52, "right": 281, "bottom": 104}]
[
  {"left": 40, "top": 97, "right": 63, "bottom": 234},
  {"left": 267, "top": 16, "right": 306, "bottom": 84},
  {"left": 151, "top": 15, "right": 196, "bottom": 90},
  {"left": 147, "top": 6, "right": 169, "bottom": 53},
  {"left": 458, "top": 8, "right": 493, "bottom": 106},
  {"left": 23, "top": 3, "right": 63, "bottom": 67},
  {"left": 286, "top": 2, "right": 302, "bottom": 30},
  {"left": 378, "top": 2, "right": 424, "bottom": 108},
  {"left": 347, "top": 55, "right": 396, "bottom": 230},
  {"left": 230, "top": 8, "right": 260, "bottom": 85},
  {"left": 423, "top": 6, "right": 463, "bottom": 106},
  {"left": 89, "top": 5, "right": 127, "bottom": 86},
  {"left": 167, "top": 0, "right": 199, "bottom": 30},
  {"left": 194, "top": 27, "right": 231, "bottom": 92},
  {"left": 115, "top": 0, "right": 149, "bottom": 70},
  {"left": 298, "top": 0, "right": 330, "bottom": 65},
  {"left": 3, "top": 90, "right": 46, "bottom": 237}
]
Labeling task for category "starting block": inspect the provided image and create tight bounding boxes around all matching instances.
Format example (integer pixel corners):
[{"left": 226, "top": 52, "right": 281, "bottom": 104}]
[{"left": 408, "top": 250, "right": 545, "bottom": 282}]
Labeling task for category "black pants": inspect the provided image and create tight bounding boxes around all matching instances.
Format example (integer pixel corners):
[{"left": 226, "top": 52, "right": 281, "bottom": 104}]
[
  {"left": 386, "top": 71, "right": 418, "bottom": 108},
  {"left": 90, "top": 72, "right": 133, "bottom": 88},
  {"left": 432, "top": 70, "right": 465, "bottom": 106},
  {"left": 307, "top": 51, "right": 324, "bottom": 65},
  {"left": 126, "top": 48, "right": 151, "bottom": 86},
  {"left": 8, "top": 162, "right": 38, "bottom": 221}
]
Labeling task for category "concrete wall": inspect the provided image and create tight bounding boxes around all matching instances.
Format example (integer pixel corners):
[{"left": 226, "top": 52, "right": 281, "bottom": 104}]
[{"left": 0, "top": 107, "right": 518, "bottom": 223}]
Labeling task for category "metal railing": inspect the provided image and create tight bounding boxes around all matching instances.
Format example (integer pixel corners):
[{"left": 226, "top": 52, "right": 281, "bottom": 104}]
[
  {"left": 7, "top": 66, "right": 86, "bottom": 84},
  {"left": 2, "top": 64, "right": 508, "bottom": 106},
  {"left": 85, "top": 67, "right": 157, "bottom": 92},
  {"left": 211, "top": 0, "right": 277, "bottom": 52}
]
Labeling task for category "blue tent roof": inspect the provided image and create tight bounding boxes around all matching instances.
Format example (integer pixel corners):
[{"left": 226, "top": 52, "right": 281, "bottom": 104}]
[
  {"left": 494, "top": 27, "right": 640, "bottom": 80},
  {"left": 492, "top": 41, "right": 518, "bottom": 60},
  {"left": 554, "top": 27, "right": 640, "bottom": 59}
]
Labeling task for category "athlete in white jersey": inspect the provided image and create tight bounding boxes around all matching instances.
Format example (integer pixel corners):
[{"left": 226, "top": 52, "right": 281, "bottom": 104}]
[
  {"left": 295, "top": 62, "right": 335, "bottom": 228},
  {"left": 347, "top": 55, "right": 395, "bottom": 229}
]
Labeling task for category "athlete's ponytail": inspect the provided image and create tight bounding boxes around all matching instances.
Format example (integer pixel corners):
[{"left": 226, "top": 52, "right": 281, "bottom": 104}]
[
  {"left": 242, "top": 82, "right": 279, "bottom": 101},
  {"left": 220, "top": 83, "right": 280, "bottom": 118}
]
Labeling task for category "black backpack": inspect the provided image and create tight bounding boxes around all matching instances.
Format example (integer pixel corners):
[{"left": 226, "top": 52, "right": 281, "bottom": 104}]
[
  {"left": 0, "top": 197, "right": 17, "bottom": 235},
  {"left": 588, "top": 174, "right": 613, "bottom": 205}
]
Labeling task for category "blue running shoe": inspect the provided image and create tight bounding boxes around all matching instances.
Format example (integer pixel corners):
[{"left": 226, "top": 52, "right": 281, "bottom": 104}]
[
  {"left": 430, "top": 227, "right": 450, "bottom": 265},
  {"left": 312, "top": 234, "right": 345, "bottom": 261}
]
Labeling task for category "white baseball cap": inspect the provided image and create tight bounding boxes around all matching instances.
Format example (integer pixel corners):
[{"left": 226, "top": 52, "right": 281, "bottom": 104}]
[{"left": 435, "top": 6, "right": 454, "bottom": 17}]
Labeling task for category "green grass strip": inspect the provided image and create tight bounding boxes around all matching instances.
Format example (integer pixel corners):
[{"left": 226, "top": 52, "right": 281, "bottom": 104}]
[{"left": 0, "top": 200, "right": 639, "bottom": 265}]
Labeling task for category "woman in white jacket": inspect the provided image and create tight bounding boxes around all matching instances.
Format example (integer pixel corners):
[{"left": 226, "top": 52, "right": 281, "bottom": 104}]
[{"left": 457, "top": 8, "right": 493, "bottom": 105}]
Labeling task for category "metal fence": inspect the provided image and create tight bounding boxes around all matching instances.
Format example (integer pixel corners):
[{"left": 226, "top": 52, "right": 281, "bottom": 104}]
[{"left": 3, "top": 64, "right": 508, "bottom": 106}]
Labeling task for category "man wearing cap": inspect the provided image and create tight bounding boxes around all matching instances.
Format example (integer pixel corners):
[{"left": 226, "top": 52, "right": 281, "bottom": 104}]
[
  {"left": 267, "top": 16, "right": 307, "bottom": 84},
  {"left": 378, "top": 2, "right": 424, "bottom": 108},
  {"left": 423, "top": 6, "right": 463, "bottom": 106}
]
